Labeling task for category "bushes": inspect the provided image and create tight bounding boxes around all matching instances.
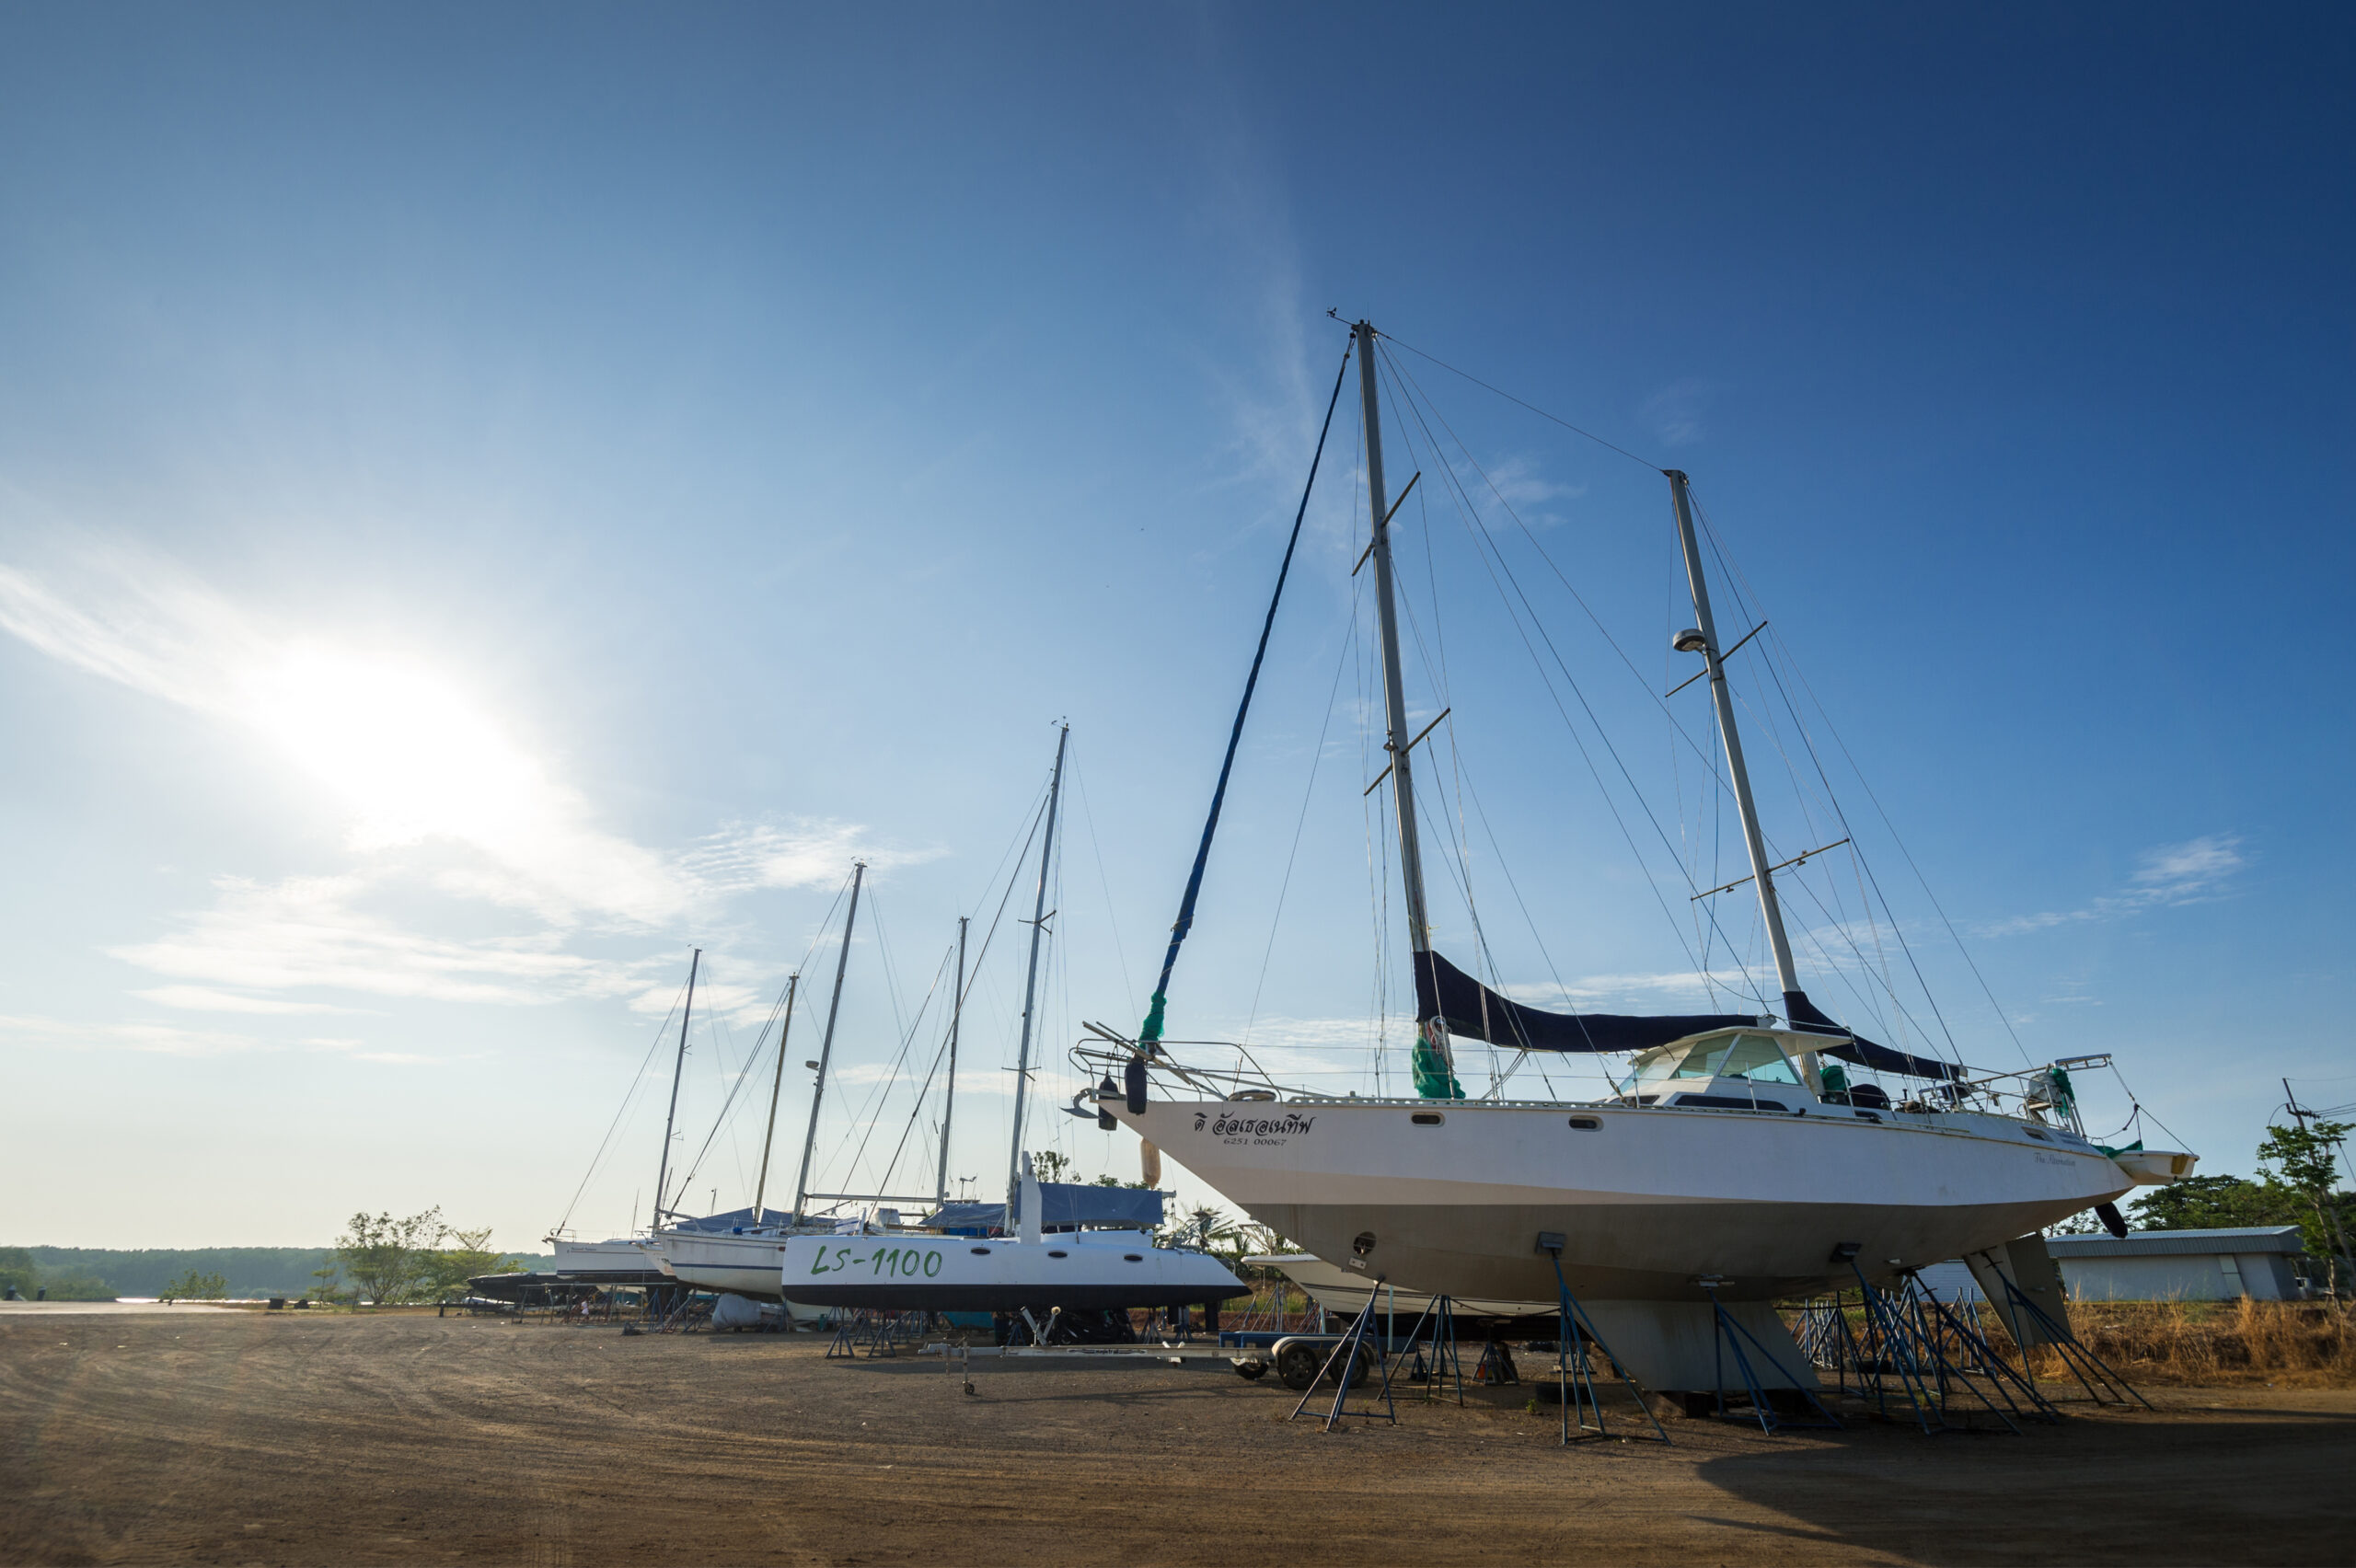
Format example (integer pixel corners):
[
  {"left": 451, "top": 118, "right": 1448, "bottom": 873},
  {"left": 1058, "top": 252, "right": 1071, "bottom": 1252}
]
[{"left": 1998, "top": 1300, "right": 2353, "bottom": 1386}]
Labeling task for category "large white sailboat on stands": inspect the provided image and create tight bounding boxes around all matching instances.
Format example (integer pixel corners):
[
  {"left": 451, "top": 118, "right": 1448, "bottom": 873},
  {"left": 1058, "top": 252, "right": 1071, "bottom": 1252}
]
[{"left": 1080, "top": 318, "right": 2193, "bottom": 1389}]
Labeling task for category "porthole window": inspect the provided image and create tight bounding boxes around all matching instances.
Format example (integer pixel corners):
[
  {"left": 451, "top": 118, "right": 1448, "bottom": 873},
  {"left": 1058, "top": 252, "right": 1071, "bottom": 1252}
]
[
  {"left": 1047, "top": 1250, "right": 1068, "bottom": 1259},
  {"left": 1568, "top": 1116, "right": 1601, "bottom": 1131},
  {"left": 1351, "top": 1231, "right": 1377, "bottom": 1256},
  {"left": 1124, "top": 1254, "right": 1144, "bottom": 1262},
  {"left": 1411, "top": 1112, "right": 1445, "bottom": 1126},
  {"left": 970, "top": 1247, "right": 991, "bottom": 1255}
]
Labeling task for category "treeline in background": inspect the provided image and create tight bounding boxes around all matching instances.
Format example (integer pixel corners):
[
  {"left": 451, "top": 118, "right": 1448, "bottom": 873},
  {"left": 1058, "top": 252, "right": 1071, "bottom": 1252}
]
[{"left": 3, "top": 1212, "right": 553, "bottom": 1301}]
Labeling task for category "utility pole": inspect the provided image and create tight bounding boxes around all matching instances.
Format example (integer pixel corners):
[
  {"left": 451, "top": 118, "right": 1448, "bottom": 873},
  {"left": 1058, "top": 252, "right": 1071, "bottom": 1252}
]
[{"left": 2282, "top": 1078, "right": 2353, "bottom": 1298}]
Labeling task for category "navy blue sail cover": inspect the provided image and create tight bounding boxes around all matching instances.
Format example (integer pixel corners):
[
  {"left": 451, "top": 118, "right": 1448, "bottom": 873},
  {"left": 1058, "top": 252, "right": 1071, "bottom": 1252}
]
[
  {"left": 1781, "top": 987, "right": 1962, "bottom": 1081},
  {"left": 1414, "top": 949, "right": 1963, "bottom": 1081},
  {"left": 1413, "top": 949, "right": 1758, "bottom": 1055}
]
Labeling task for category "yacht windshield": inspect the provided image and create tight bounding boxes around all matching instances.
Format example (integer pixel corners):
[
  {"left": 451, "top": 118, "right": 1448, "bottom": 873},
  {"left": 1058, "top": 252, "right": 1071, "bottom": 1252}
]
[
  {"left": 1718, "top": 1033, "right": 1802, "bottom": 1086},
  {"left": 1624, "top": 1032, "right": 1803, "bottom": 1095}
]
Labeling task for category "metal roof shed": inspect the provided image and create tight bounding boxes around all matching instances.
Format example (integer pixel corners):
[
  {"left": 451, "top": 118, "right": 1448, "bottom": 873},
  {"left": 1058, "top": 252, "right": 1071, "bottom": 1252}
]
[{"left": 2044, "top": 1227, "right": 2307, "bottom": 1302}]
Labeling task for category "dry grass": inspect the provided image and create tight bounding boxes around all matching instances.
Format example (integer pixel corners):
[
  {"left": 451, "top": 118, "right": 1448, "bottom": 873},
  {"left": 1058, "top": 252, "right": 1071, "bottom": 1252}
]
[{"left": 2017, "top": 1299, "right": 2355, "bottom": 1387}]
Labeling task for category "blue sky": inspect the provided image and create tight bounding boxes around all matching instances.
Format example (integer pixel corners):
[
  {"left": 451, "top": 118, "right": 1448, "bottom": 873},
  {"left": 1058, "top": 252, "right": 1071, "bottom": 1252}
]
[{"left": 1, "top": 4, "right": 2348, "bottom": 1250}]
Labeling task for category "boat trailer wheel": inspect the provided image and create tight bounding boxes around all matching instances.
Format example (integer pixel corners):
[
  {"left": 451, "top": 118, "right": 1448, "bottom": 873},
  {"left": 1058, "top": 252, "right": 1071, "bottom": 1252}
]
[{"left": 1276, "top": 1340, "right": 1369, "bottom": 1391}]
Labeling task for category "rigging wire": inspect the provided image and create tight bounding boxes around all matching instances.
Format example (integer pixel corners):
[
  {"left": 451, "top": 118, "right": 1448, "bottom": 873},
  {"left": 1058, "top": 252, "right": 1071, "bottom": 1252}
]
[
  {"left": 1242, "top": 581, "right": 1362, "bottom": 1048},
  {"left": 1378, "top": 340, "right": 2000, "bottom": 1068},
  {"left": 673, "top": 962, "right": 806, "bottom": 1205},
  {"left": 1689, "top": 488, "right": 1973, "bottom": 1072},
  {"left": 552, "top": 976, "right": 687, "bottom": 1236},
  {"left": 1068, "top": 745, "right": 1138, "bottom": 1021},
  {"left": 1374, "top": 327, "right": 1662, "bottom": 472},
  {"left": 1376, "top": 341, "right": 1765, "bottom": 1010}
]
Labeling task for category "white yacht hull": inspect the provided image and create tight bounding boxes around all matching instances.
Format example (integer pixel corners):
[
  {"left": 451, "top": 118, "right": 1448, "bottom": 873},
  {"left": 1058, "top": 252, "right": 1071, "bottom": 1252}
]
[
  {"left": 643, "top": 1230, "right": 826, "bottom": 1323},
  {"left": 549, "top": 1238, "right": 669, "bottom": 1283},
  {"left": 1114, "top": 1097, "right": 2131, "bottom": 1303}
]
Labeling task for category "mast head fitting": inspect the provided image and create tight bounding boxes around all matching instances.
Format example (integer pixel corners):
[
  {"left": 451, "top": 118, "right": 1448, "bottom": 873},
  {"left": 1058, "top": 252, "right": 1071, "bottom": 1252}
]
[{"left": 1673, "top": 628, "right": 1708, "bottom": 654}]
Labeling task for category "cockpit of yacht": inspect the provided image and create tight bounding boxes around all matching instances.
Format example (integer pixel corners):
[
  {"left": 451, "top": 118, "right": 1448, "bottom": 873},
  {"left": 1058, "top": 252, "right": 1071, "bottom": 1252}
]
[{"left": 1615, "top": 1028, "right": 1890, "bottom": 1116}]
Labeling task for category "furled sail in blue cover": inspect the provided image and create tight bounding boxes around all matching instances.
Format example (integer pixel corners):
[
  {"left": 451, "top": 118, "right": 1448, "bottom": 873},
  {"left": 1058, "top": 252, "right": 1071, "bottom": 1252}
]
[
  {"left": 1413, "top": 949, "right": 1961, "bottom": 1080},
  {"left": 1779, "top": 987, "right": 1962, "bottom": 1081},
  {"left": 1413, "top": 949, "right": 1757, "bottom": 1055}
]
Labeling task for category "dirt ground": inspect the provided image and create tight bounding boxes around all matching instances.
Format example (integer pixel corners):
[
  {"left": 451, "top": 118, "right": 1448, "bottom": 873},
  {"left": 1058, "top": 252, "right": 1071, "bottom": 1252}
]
[{"left": 3, "top": 1305, "right": 2350, "bottom": 1566}]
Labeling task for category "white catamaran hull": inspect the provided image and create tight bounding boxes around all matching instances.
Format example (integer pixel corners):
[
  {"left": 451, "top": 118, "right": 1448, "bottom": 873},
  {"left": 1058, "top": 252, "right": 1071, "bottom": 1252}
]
[
  {"left": 778, "top": 1229, "right": 1245, "bottom": 1313},
  {"left": 1113, "top": 1097, "right": 2131, "bottom": 1304}
]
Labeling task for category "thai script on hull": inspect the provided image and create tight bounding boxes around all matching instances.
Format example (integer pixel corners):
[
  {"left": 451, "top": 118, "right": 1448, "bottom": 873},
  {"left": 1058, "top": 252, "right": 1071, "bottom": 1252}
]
[{"left": 1196, "top": 1111, "right": 1317, "bottom": 1137}]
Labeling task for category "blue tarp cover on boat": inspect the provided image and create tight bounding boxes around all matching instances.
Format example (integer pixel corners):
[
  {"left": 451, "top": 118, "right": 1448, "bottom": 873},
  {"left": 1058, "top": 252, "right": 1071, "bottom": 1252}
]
[
  {"left": 925, "top": 1182, "right": 1167, "bottom": 1233},
  {"left": 666, "top": 1206, "right": 773, "bottom": 1233}
]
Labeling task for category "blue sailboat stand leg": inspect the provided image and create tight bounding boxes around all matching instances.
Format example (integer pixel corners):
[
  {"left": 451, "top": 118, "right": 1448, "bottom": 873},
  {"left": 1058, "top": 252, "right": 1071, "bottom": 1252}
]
[
  {"left": 1981, "top": 1264, "right": 2150, "bottom": 1409},
  {"left": 1539, "top": 1236, "right": 1669, "bottom": 1447},
  {"left": 1287, "top": 1278, "right": 1399, "bottom": 1431},
  {"left": 1698, "top": 1280, "right": 1842, "bottom": 1435}
]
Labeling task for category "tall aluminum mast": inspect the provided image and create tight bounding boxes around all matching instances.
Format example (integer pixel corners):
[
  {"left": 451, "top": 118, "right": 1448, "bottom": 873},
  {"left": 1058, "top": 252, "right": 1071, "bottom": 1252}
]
[
  {"left": 1355, "top": 322, "right": 1446, "bottom": 1063},
  {"left": 935, "top": 916, "right": 967, "bottom": 1208},
  {"left": 1666, "top": 470, "right": 1801, "bottom": 1002},
  {"left": 652, "top": 948, "right": 699, "bottom": 1226},
  {"left": 749, "top": 971, "right": 801, "bottom": 1226},
  {"left": 1006, "top": 723, "right": 1069, "bottom": 1208},
  {"left": 791, "top": 859, "right": 865, "bottom": 1216}
]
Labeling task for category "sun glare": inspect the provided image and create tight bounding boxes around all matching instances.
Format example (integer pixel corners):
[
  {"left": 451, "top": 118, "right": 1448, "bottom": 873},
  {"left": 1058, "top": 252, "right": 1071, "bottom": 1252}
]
[{"left": 240, "top": 646, "right": 544, "bottom": 851}]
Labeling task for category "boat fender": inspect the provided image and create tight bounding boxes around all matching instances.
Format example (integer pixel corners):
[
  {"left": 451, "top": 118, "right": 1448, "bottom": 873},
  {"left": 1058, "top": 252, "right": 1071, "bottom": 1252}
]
[
  {"left": 1097, "top": 1074, "right": 1119, "bottom": 1130},
  {"left": 1125, "top": 1055, "right": 1149, "bottom": 1115},
  {"left": 2094, "top": 1202, "right": 2129, "bottom": 1239}
]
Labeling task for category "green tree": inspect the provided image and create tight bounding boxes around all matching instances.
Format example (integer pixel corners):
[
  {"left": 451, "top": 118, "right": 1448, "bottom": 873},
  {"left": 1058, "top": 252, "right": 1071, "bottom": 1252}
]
[
  {"left": 2127, "top": 1174, "right": 2294, "bottom": 1231},
  {"left": 0, "top": 1246, "right": 38, "bottom": 1298},
  {"left": 2258, "top": 1119, "right": 2354, "bottom": 1293},
  {"left": 335, "top": 1208, "right": 445, "bottom": 1305},
  {"left": 38, "top": 1272, "right": 116, "bottom": 1301},
  {"left": 415, "top": 1227, "right": 525, "bottom": 1301},
  {"left": 161, "top": 1270, "right": 228, "bottom": 1301},
  {"left": 1032, "top": 1151, "right": 1074, "bottom": 1184}
]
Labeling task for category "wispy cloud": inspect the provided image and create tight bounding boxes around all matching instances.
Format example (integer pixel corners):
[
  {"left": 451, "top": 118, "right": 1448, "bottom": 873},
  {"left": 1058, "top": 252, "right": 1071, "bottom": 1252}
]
[
  {"left": 1981, "top": 834, "right": 2247, "bottom": 938},
  {"left": 0, "top": 1011, "right": 433, "bottom": 1063},
  {"left": 110, "top": 873, "right": 625, "bottom": 1008},
  {"left": 0, "top": 551, "right": 930, "bottom": 1032},
  {"left": 130, "top": 986, "right": 369, "bottom": 1016},
  {"left": 1639, "top": 379, "right": 1723, "bottom": 449}
]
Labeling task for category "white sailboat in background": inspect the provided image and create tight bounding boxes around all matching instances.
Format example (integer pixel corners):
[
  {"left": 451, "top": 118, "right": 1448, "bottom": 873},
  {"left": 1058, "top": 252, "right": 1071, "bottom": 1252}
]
[
  {"left": 779, "top": 724, "right": 1246, "bottom": 1322},
  {"left": 641, "top": 863, "right": 949, "bottom": 1320},
  {"left": 1085, "top": 318, "right": 2191, "bottom": 1388}
]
